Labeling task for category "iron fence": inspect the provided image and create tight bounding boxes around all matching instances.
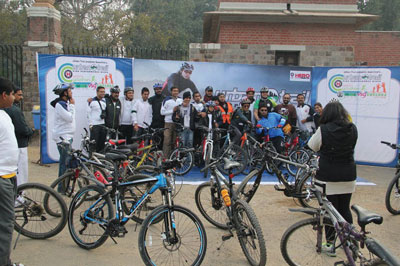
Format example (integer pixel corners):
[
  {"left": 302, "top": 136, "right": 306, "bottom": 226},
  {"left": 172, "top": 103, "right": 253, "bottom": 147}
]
[
  {"left": 0, "top": 45, "right": 23, "bottom": 88},
  {"left": 62, "top": 46, "right": 189, "bottom": 61}
]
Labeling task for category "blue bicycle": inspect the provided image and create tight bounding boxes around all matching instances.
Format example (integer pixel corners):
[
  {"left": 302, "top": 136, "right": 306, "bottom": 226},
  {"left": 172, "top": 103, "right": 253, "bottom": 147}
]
[{"left": 68, "top": 154, "right": 207, "bottom": 265}]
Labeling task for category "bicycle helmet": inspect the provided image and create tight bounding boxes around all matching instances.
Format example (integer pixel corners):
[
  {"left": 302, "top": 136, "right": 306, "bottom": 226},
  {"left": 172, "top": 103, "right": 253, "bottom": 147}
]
[
  {"left": 153, "top": 83, "right": 162, "bottom": 89},
  {"left": 241, "top": 98, "right": 252, "bottom": 105},
  {"left": 260, "top": 86, "right": 269, "bottom": 93},
  {"left": 205, "top": 86, "right": 213, "bottom": 92},
  {"left": 246, "top": 87, "right": 255, "bottom": 93},
  {"left": 124, "top": 87, "right": 133, "bottom": 94},
  {"left": 181, "top": 62, "right": 194, "bottom": 71},
  {"left": 53, "top": 83, "right": 74, "bottom": 96},
  {"left": 205, "top": 101, "right": 216, "bottom": 107},
  {"left": 110, "top": 85, "right": 120, "bottom": 93}
]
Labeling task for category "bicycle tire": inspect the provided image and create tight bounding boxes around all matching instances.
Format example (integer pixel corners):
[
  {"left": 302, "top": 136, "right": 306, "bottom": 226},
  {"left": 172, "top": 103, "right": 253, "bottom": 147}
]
[
  {"left": 217, "top": 143, "right": 248, "bottom": 175},
  {"left": 138, "top": 204, "right": 207, "bottom": 266},
  {"left": 237, "top": 169, "right": 262, "bottom": 203},
  {"left": 265, "top": 143, "right": 277, "bottom": 174},
  {"left": 385, "top": 173, "right": 400, "bottom": 215},
  {"left": 234, "top": 199, "right": 267, "bottom": 266},
  {"left": 242, "top": 144, "right": 264, "bottom": 175},
  {"left": 204, "top": 144, "right": 212, "bottom": 178},
  {"left": 68, "top": 185, "right": 113, "bottom": 249},
  {"left": 296, "top": 172, "right": 319, "bottom": 208},
  {"left": 169, "top": 148, "right": 194, "bottom": 176},
  {"left": 195, "top": 181, "right": 229, "bottom": 229},
  {"left": 14, "top": 183, "right": 68, "bottom": 239},
  {"left": 121, "top": 174, "right": 162, "bottom": 224},
  {"left": 287, "top": 148, "right": 310, "bottom": 176},
  {"left": 281, "top": 217, "right": 348, "bottom": 266}
]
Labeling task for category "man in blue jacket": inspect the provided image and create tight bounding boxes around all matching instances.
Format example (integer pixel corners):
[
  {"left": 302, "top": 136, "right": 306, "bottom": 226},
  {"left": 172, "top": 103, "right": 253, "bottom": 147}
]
[{"left": 256, "top": 104, "right": 286, "bottom": 153}]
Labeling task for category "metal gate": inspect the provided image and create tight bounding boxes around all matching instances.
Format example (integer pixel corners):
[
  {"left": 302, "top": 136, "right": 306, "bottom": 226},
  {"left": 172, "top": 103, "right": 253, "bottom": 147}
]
[{"left": 0, "top": 45, "right": 23, "bottom": 88}]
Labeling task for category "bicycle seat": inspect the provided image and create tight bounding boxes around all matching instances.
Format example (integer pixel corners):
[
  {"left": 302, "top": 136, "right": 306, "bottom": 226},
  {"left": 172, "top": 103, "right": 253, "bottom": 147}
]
[
  {"left": 105, "top": 152, "right": 127, "bottom": 162},
  {"left": 117, "top": 143, "right": 139, "bottom": 152},
  {"left": 351, "top": 205, "right": 383, "bottom": 228},
  {"left": 223, "top": 158, "right": 241, "bottom": 170}
]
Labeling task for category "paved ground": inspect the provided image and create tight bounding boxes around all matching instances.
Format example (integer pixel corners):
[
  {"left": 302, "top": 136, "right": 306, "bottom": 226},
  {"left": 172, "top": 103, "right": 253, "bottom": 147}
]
[{"left": 10, "top": 145, "right": 400, "bottom": 266}]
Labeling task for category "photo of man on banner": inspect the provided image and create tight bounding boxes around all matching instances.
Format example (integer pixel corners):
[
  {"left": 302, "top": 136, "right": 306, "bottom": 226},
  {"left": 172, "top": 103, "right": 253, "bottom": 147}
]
[{"left": 162, "top": 62, "right": 199, "bottom": 97}]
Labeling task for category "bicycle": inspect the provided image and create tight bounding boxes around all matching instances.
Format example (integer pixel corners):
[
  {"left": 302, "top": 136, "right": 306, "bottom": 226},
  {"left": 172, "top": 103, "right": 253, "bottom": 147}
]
[
  {"left": 280, "top": 187, "right": 400, "bottom": 266},
  {"left": 195, "top": 155, "right": 266, "bottom": 266},
  {"left": 14, "top": 183, "right": 67, "bottom": 241},
  {"left": 381, "top": 140, "right": 400, "bottom": 215},
  {"left": 169, "top": 122, "right": 195, "bottom": 175},
  {"left": 68, "top": 156, "right": 207, "bottom": 266}
]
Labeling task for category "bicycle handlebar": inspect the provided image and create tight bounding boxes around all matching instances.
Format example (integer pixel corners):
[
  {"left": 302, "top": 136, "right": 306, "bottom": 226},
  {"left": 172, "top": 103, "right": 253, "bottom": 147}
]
[{"left": 381, "top": 141, "right": 400, "bottom": 150}]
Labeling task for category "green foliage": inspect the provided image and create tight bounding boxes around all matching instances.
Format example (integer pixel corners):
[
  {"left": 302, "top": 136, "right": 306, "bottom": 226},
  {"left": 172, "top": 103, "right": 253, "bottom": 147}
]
[
  {"left": 0, "top": 7, "right": 27, "bottom": 45},
  {"left": 358, "top": 0, "right": 400, "bottom": 31}
]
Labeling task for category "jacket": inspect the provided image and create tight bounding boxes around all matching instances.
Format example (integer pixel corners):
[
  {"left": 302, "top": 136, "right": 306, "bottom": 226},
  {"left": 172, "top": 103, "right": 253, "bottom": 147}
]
[
  {"left": 132, "top": 98, "right": 152, "bottom": 128},
  {"left": 216, "top": 102, "right": 233, "bottom": 124},
  {"left": 149, "top": 94, "right": 165, "bottom": 128},
  {"left": 255, "top": 113, "right": 286, "bottom": 138},
  {"left": 231, "top": 108, "right": 252, "bottom": 132},
  {"left": 87, "top": 97, "right": 106, "bottom": 126},
  {"left": 160, "top": 96, "right": 183, "bottom": 123},
  {"left": 316, "top": 122, "right": 358, "bottom": 182},
  {"left": 119, "top": 97, "right": 135, "bottom": 125},
  {"left": 51, "top": 99, "right": 75, "bottom": 143},
  {"left": 4, "top": 103, "right": 34, "bottom": 148},
  {"left": 172, "top": 103, "right": 198, "bottom": 131},
  {"left": 105, "top": 96, "right": 122, "bottom": 129},
  {"left": 296, "top": 104, "right": 314, "bottom": 133},
  {"left": 199, "top": 109, "right": 222, "bottom": 129},
  {"left": 162, "top": 72, "right": 199, "bottom": 96}
]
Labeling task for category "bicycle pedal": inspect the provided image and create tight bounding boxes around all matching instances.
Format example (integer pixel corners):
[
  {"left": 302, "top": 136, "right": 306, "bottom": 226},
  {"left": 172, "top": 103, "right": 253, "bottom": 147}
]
[
  {"left": 274, "top": 184, "right": 286, "bottom": 191},
  {"left": 221, "top": 233, "right": 233, "bottom": 241}
]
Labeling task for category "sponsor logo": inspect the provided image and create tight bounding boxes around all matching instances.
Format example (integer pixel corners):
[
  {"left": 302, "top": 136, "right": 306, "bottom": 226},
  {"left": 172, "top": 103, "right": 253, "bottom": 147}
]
[
  {"left": 328, "top": 74, "right": 344, "bottom": 93},
  {"left": 58, "top": 63, "right": 74, "bottom": 83},
  {"left": 290, "top": 71, "right": 311, "bottom": 82}
]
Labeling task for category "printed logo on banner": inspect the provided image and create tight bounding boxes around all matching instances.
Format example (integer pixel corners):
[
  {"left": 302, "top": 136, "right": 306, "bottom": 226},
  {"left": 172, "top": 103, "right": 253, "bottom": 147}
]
[
  {"left": 58, "top": 63, "right": 74, "bottom": 83},
  {"left": 326, "top": 68, "right": 391, "bottom": 103},
  {"left": 290, "top": 71, "right": 311, "bottom": 82}
]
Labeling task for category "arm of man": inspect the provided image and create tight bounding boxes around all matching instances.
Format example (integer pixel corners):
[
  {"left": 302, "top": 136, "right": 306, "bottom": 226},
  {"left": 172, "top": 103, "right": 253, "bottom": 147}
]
[{"left": 56, "top": 102, "right": 74, "bottom": 123}]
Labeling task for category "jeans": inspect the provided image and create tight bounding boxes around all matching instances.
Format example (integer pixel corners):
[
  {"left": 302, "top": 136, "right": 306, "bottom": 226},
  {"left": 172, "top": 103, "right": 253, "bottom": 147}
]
[
  {"left": 57, "top": 139, "right": 72, "bottom": 178},
  {"left": 180, "top": 128, "right": 194, "bottom": 148},
  {"left": 0, "top": 177, "right": 17, "bottom": 266}
]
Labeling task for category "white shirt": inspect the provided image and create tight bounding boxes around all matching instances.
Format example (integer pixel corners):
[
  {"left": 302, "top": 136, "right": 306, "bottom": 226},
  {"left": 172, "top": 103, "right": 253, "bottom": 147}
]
[
  {"left": 192, "top": 101, "right": 204, "bottom": 112},
  {"left": 161, "top": 96, "right": 183, "bottom": 123},
  {"left": 0, "top": 110, "right": 19, "bottom": 176},
  {"left": 133, "top": 98, "right": 152, "bottom": 128},
  {"left": 53, "top": 100, "right": 75, "bottom": 143},
  {"left": 120, "top": 97, "right": 135, "bottom": 125},
  {"left": 87, "top": 97, "right": 106, "bottom": 126},
  {"left": 296, "top": 104, "right": 313, "bottom": 132}
]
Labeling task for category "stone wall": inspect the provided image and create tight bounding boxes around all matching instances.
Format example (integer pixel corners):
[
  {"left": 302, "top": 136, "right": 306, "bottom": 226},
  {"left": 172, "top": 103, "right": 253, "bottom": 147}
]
[{"left": 189, "top": 43, "right": 355, "bottom": 66}]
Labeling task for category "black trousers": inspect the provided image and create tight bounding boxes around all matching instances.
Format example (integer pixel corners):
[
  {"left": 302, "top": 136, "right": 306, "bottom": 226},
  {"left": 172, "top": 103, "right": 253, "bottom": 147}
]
[
  {"left": 325, "top": 193, "right": 353, "bottom": 243},
  {"left": 270, "top": 136, "right": 284, "bottom": 154},
  {"left": 119, "top": 125, "right": 134, "bottom": 144},
  {"left": 90, "top": 124, "right": 106, "bottom": 152}
]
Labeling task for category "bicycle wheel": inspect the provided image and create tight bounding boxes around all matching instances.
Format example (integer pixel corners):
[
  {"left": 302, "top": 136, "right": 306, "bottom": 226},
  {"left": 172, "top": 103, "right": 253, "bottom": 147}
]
[
  {"left": 68, "top": 185, "right": 113, "bottom": 249},
  {"left": 265, "top": 143, "right": 277, "bottom": 174},
  {"left": 281, "top": 217, "right": 348, "bottom": 266},
  {"left": 243, "top": 144, "right": 264, "bottom": 175},
  {"left": 121, "top": 174, "right": 162, "bottom": 224},
  {"left": 217, "top": 144, "right": 248, "bottom": 175},
  {"left": 287, "top": 148, "right": 310, "bottom": 176},
  {"left": 385, "top": 173, "right": 400, "bottom": 215},
  {"left": 169, "top": 148, "right": 194, "bottom": 176},
  {"left": 237, "top": 169, "right": 262, "bottom": 203},
  {"left": 14, "top": 183, "right": 67, "bottom": 239},
  {"left": 234, "top": 199, "right": 267, "bottom": 266},
  {"left": 296, "top": 172, "right": 319, "bottom": 208},
  {"left": 195, "top": 181, "right": 229, "bottom": 229},
  {"left": 138, "top": 204, "right": 207, "bottom": 266}
]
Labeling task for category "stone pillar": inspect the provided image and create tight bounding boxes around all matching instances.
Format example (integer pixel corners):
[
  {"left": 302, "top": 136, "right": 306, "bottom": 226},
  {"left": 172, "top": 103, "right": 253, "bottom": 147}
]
[{"left": 22, "top": 0, "right": 63, "bottom": 124}]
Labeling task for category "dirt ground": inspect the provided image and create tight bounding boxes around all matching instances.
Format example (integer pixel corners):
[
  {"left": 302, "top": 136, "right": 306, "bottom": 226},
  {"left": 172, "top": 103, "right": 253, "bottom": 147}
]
[{"left": 10, "top": 144, "right": 400, "bottom": 266}]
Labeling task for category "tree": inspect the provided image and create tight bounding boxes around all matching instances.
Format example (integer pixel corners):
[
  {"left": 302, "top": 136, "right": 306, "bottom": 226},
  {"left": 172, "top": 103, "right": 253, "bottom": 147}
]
[{"left": 358, "top": 0, "right": 400, "bottom": 31}]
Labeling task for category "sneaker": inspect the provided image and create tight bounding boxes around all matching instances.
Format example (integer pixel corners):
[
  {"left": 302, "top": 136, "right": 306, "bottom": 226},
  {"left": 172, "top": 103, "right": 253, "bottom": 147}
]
[{"left": 321, "top": 242, "right": 336, "bottom": 257}]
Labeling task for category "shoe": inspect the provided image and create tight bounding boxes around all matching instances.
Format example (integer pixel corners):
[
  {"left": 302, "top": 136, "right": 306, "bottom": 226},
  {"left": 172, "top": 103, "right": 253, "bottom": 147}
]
[
  {"left": 11, "top": 263, "right": 25, "bottom": 266},
  {"left": 321, "top": 242, "right": 336, "bottom": 257}
]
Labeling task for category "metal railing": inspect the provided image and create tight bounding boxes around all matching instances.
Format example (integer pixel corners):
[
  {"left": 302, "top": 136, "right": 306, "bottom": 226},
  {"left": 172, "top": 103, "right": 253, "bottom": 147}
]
[{"left": 0, "top": 45, "right": 23, "bottom": 88}]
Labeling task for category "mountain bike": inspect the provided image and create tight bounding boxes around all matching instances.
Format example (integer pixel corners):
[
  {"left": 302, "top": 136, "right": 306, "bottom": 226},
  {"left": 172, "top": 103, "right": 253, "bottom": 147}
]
[
  {"left": 68, "top": 156, "right": 207, "bottom": 266},
  {"left": 381, "top": 140, "right": 400, "bottom": 215},
  {"left": 281, "top": 187, "right": 400, "bottom": 266},
  {"left": 169, "top": 122, "right": 195, "bottom": 175},
  {"left": 14, "top": 183, "right": 67, "bottom": 242},
  {"left": 195, "top": 155, "right": 266, "bottom": 266}
]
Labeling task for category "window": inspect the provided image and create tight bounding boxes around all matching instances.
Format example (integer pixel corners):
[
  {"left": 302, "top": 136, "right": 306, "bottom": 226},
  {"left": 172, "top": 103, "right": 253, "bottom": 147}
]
[{"left": 275, "top": 51, "right": 300, "bottom": 66}]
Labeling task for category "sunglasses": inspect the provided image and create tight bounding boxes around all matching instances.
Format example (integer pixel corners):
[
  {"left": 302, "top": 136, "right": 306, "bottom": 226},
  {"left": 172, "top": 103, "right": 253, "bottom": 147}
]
[
  {"left": 184, "top": 70, "right": 192, "bottom": 74},
  {"left": 242, "top": 104, "right": 250, "bottom": 108}
]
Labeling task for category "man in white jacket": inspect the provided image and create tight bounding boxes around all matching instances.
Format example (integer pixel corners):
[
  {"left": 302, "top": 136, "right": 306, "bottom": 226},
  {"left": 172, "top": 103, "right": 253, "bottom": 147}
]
[
  {"left": 87, "top": 86, "right": 107, "bottom": 152},
  {"left": 133, "top": 87, "right": 152, "bottom": 137},
  {"left": 119, "top": 87, "right": 135, "bottom": 144},
  {"left": 50, "top": 83, "right": 75, "bottom": 178},
  {"left": 161, "top": 86, "right": 182, "bottom": 157}
]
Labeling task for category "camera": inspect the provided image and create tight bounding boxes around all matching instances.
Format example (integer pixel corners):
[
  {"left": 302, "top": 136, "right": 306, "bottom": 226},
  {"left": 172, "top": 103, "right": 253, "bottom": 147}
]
[{"left": 100, "top": 110, "right": 106, "bottom": 119}]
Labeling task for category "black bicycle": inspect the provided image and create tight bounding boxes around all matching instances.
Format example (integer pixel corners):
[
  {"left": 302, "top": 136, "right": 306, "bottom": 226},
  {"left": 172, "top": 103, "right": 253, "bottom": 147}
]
[
  {"left": 281, "top": 187, "right": 400, "bottom": 266},
  {"left": 381, "top": 140, "right": 400, "bottom": 215}
]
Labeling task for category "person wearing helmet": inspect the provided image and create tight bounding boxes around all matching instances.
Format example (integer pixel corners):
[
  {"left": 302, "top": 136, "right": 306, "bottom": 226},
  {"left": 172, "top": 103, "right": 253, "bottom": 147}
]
[
  {"left": 119, "top": 87, "right": 135, "bottom": 144},
  {"left": 230, "top": 98, "right": 253, "bottom": 144},
  {"left": 203, "top": 86, "right": 213, "bottom": 103},
  {"left": 253, "top": 86, "right": 277, "bottom": 122},
  {"left": 246, "top": 87, "right": 256, "bottom": 103},
  {"left": 200, "top": 100, "right": 222, "bottom": 130},
  {"left": 162, "top": 62, "right": 199, "bottom": 97},
  {"left": 50, "top": 83, "right": 75, "bottom": 178}
]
